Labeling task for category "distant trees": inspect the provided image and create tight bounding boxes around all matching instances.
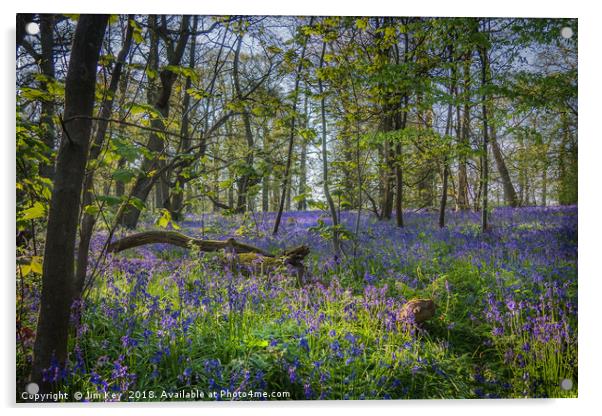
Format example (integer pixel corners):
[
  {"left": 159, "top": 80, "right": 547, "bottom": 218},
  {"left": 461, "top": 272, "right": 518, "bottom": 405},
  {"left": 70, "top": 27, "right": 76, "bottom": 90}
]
[
  {"left": 117, "top": 16, "right": 191, "bottom": 229},
  {"left": 16, "top": 14, "right": 578, "bottom": 244}
]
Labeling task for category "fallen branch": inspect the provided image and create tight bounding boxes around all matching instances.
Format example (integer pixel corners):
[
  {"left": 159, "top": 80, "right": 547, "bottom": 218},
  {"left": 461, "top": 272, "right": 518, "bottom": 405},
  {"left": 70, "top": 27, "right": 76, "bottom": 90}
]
[
  {"left": 107, "top": 231, "right": 311, "bottom": 285},
  {"left": 107, "top": 230, "right": 275, "bottom": 257}
]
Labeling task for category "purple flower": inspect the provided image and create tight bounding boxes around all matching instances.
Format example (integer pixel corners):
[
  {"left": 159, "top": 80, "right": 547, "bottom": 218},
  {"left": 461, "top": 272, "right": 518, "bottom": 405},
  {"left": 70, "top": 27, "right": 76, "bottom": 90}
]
[
  {"left": 299, "top": 337, "right": 310, "bottom": 352},
  {"left": 288, "top": 366, "right": 297, "bottom": 383},
  {"left": 304, "top": 382, "right": 313, "bottom": 399}
]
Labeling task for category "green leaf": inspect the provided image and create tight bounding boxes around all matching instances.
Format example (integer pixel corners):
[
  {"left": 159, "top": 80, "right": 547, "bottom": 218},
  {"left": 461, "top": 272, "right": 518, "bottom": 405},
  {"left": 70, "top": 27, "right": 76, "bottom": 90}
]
[
  {"left": 130, "top": 19, "right": 144, "bottom": 44},
  {"left": 97, "top": 195, "right": 122, "bottom": 207},
  {"left": 19, "top": 256, "right": 43, "bottom": 276},
  {"left": 112, "top": 169, "right": 136, "bottom": 184},
  {"left": 20, "top": 202, "right": 46, "bottom": 221},
  {"left": 19, "top": 264, "right": 31, "bottom": 276},
  {"left": 244, "top": 339, "right": 269, "bottom": 348},
  {"left": 83, "top": 204, "right": 100, "bottom": 216},
  {"left": 112, "top": 138, "right": 139, "bottom": 162},
  {"left": 165, "top": 65, "right": 199, "bottom": 83},
  {"left": 355, "top": 18, "right": 368, "bottom": 30},
  {"left": 128, "top": 197, "right": 146, "bottom": 211},
  {"left": 128, "top": 102, "right": 162, "bottom": 119},
  {"left": 186, "top": 88, "right": 210, "bottom": 100},
  {"left": 266, "top": 45, "right": 282, "bottom": 54},
  {"left": 20, "top": 87, "right": 52, "bottom": 102},
  {"left": 157, "top": 210, "right": 170, "bottom": 228},
  {"left": 30, "top": 256, "right": 43, "bottom": 275}
]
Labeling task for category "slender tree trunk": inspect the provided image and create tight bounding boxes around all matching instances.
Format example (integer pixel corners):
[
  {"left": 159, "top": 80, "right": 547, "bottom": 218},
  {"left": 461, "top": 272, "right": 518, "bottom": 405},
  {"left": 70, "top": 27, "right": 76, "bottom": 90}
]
[
  {"left": 489, "top": 124, "right": 519, "bottom": 207},
  {"left": 273, "top": 18, "right": 312, "bottom": 235},
  {"left": 213, "top": 154, "right": 220, "bottom": 212},
  {"left": 416, "top": 90, "right": 436, "bottom": 209},
  {"left": 542, "top": 165, "right": 548, "bottom": 206},
  {"left": 479, "top": 42, "right": 489, "bottom": 232},
  {"left": 317, "top": 42, "right": 340, "bottom": 255},
  {"left": 74, "top": 15, "right": 134, "bottom": 295},
  {"left": 298, "top": 140, "right": 307, "bottom": 210},
  {"left": 31, "top": 14, "right": 108, "bottom": 392},
  {"left": 285, "top": 181, "right": 292, "bottom": 212},
  {"left": 297, "top": 92, "right": 308, "bottom": 210},
  {"left": 395, "top": 32, "right": 409, "bottom": 228},
  {"left": 114, "top": 59, "right": 131, "bottom": 199},
  {"left": 558, "top": 111, "right": 577, "bottom": 204},
  {"left": 439, "top": 45, "right": 455, "bottom": 228},
  {"left": 375, "top": 18, "right": 395, "bottom": 221},
  {"left": 381, "top": 113, "right": 395, "bottom": 220},
  {"left": 394, "top": 139, "right": 404, "bottom": 227},
  {"left": 439, "top": 158, "right": 450, "bottom": 227},
  {"left": 118, "top": 15, "right": 190, "bottom": 228},
  {"left": 353, "top": 116, "right": 363, "bottom": 254},
  {"left": 228, "top": 180, "right": 234, "bottom": 208},
  {"left": 115, "top": 158, "right": 126, "bottom": 197},
  {"left": 457, "top": 52, "right": 471, "bottom": 210},
  {"left": 168, "top": 16, "right": 198, "bottom": 220},
  {"left": 233, "top": 32, "right": 256, "bottom": 213},
  {"left": 517, "top": 131, "right": 526, "bottom": 205},
  {"left": 262, "top": 125, "right": 270, "bottom": 212}
]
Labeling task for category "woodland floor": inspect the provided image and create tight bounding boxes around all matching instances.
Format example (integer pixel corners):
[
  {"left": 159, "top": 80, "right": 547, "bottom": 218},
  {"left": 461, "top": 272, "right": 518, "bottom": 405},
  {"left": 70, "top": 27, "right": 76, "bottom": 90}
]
[{"left": 17, "top": 206, "right": 578, "bottom": 400}]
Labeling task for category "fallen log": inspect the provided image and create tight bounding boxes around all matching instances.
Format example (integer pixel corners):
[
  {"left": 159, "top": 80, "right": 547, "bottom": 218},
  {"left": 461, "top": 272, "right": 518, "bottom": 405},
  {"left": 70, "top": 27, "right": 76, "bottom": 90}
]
[
  {"left": 108, "top": 230, "right": 310, "bottom": 284},
  {"left": 107, "top": 231, "right": 276, "bottom": 257},
  {"left": 107, "top": 230, "right": 309, "bottom": 267}
]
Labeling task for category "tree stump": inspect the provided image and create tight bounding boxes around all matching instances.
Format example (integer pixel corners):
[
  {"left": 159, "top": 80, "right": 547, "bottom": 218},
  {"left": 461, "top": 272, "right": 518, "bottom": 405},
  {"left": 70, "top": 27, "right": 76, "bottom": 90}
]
[{"left": 398, "top": 298, "right": 436, "bottom": 325}]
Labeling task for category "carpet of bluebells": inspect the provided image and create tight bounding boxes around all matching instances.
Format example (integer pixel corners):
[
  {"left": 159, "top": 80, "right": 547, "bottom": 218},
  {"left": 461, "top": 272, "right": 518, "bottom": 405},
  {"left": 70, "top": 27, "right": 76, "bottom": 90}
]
[{"left": 16, "top": 206, "right": 578, "bottom": 400}]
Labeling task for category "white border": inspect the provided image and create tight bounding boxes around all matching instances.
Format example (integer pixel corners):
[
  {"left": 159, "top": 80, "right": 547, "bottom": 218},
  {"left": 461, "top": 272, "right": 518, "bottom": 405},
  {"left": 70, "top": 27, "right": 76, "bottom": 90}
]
[{"left": 2, "top": 1, "right": 600, "bottom": 415}]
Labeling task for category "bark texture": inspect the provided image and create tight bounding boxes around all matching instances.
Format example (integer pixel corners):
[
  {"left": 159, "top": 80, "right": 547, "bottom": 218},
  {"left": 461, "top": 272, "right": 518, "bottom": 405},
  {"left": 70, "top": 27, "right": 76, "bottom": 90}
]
[{"left": 31, "top": 14, "right": 108, "bottom": 392}]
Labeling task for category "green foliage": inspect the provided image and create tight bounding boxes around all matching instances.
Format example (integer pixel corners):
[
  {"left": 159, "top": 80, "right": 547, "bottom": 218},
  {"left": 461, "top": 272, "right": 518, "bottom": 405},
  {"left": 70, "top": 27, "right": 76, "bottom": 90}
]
[
  {"left": 19, "top": 201, "right": 46, "bottom": 221},
  {"left": 156, "top": 208, "right": 180, "bottom": 230},
  {"left": 111, "top": 168, "right": 136, "bottom": 184},
  {"left": 308, "top": 218, "right": 354, "bottom": 241},
  {"left": 130, "top": 18, "right": 144, "bottom": 44},
  {"left": 165, "top": 65, "right": 200, "bottom": 83},
  {"left": 127, "top": 102, "right": 163, "bottom": 120}
]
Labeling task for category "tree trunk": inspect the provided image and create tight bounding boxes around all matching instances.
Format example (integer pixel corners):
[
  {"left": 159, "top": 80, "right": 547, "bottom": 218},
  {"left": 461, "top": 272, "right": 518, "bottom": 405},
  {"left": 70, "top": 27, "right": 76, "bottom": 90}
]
[
  {"left": 108, "top": 231, "right": 310, "bottom": 281},
  {"left": 394, "top": 138, "right": 404, "bottom": 228},
  {"left": 489, "top": 124, "right": 519, "bottom": 207},
  {"left": 233, "top": 32, "right": 257, "bottom": 213},
  {"left": 439, "top": 44, "right": 455, "bottom": 228},
  {"left": 31, "top": 14, "right": 108, "bottom": 392},
  {"left": 117, "top": 15, "right": 190, "bottom": 228},
  {"left": 108, "top": 231, "right": 276, "bottom": 257},
  {"left": 457, "top": 52, "right": 471, "bottom": 210},
  {"left": 297, "top": 92, "right": 309, "bottom": 210},
  {"left": 114, "top": 61, "right": 131, "bottom": 199},
  {"left": 380, "top": 113, "right": 395, "bottom": 220},
  {"left": 262, "top": 126, "right": 271, "bottom": 212},
  {"left": 395, "top": 32, "right": 409, "bottom": 228},
  {"left": 74, "top": 15, "right": 134, "bottom": 296},
  {"left": 168, "top": 16, "right": 198, "bottom": 220},
  {"left": 479, "top": 42, "right": 489, "bottom": 232},
  {"left": 416, "top": 90, "right": 436, "bottom": 209},
  {"left": 317, "top": 42, "right": 340, "bottom": 256},
  {"left": 273, "top": 18, "right": 312, "bottom": 235}
]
